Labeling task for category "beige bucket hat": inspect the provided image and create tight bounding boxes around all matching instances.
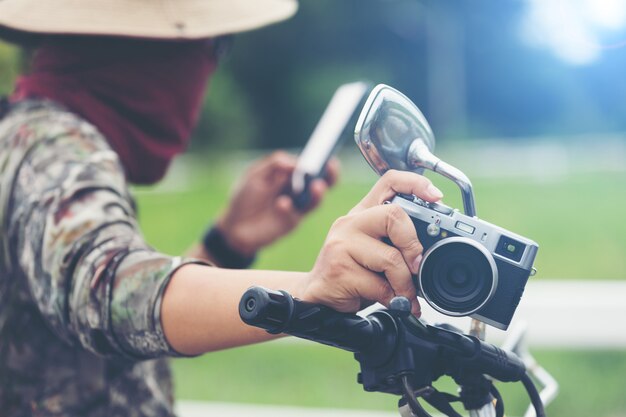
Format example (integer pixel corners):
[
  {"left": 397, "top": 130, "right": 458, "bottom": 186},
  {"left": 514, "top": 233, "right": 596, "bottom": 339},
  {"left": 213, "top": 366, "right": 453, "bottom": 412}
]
[{"left": 0, "top": 0, "right": 298, "bottom": 39}]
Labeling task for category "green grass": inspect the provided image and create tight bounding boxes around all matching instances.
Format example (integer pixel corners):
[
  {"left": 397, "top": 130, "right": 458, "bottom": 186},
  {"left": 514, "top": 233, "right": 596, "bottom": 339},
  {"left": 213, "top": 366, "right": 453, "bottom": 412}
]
[
  {"left": 135, "top": 160, "right": 626, "bottom": 279},
  {"left": 170, "top": 342, "right": 626, "bottom": 417}
]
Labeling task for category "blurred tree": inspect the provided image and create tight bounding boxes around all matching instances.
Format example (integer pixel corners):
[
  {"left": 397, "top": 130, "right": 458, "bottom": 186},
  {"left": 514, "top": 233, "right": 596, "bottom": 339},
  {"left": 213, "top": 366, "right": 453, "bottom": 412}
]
[
  {"left": 200, "top": 0, "right": 431, "bottom": 149},
  {"left": 190, "top": 68, "right": 259, "bottom": 151},
  {"left": 199, "top": 0, "right": 626, "bottom": 149},
  {"left": 0, "top": 42, "right": 18, "bottom": 95},
  {"left": 2, "top": 0, "right": 626, "bottom": 148}
]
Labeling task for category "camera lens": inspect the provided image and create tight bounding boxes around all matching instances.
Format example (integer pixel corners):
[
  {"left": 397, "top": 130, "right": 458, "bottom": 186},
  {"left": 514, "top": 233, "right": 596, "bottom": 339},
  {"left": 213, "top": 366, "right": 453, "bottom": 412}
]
[{"left": 418, "top": 237, "right": 497, "bottom": 316}]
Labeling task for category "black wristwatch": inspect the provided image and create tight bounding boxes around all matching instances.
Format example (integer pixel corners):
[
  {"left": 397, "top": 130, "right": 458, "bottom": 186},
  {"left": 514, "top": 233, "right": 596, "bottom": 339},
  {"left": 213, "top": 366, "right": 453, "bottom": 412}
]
[{"left": 202, "top": 225, "right": 256, "bottom": 269}]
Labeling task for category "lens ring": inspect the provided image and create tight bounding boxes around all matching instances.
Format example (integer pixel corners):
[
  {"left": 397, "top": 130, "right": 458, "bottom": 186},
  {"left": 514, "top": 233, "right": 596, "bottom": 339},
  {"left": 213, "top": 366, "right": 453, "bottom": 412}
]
[{"left": 418, "top": 237, "right": 498, "bottom": 317}]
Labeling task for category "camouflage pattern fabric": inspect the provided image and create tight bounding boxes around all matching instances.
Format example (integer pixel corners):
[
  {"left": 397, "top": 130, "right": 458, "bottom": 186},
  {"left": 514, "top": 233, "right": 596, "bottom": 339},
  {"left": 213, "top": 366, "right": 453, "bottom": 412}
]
[{"left": 0, "top": 99, "right": 202, "bottom": 417}]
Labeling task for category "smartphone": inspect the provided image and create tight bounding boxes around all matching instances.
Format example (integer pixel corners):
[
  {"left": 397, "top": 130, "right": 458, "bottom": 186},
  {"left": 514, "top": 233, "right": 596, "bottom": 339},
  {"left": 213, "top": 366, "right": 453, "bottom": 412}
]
[{"left": 291, "top": 81, "right": 370, "bottom": 209}]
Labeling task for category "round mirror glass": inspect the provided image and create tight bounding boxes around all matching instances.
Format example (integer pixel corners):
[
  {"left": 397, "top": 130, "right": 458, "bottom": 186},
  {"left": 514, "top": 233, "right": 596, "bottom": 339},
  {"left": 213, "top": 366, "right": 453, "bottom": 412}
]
[{"left": 354, "top": 84, "right": 435, "bottom": 176}]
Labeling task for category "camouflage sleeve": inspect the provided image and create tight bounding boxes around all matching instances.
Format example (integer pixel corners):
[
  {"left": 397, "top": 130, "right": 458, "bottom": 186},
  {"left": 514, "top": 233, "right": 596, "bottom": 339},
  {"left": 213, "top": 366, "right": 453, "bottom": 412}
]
[{"left": 6, "top": 109, "right": 202, "bottom": 359}]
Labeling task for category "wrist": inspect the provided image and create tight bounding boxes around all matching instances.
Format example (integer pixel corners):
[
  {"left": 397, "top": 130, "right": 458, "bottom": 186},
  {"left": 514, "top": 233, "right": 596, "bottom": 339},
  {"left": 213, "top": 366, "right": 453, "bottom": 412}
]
[
  {"left": 202, "top": 224, "right": 257, "bottom": 269},
  {"left": 289, "top": 271, "right": 313, "bottom": 301},
  {"left": 215, "top": 218, "right": 259, "bottom": 256}
]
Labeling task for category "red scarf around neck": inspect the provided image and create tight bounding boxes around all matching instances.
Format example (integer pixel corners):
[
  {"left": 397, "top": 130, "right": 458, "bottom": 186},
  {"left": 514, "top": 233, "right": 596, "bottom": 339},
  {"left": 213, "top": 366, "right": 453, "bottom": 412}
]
[{"left": 12, "top": 36, "right": 217, "bottom": 184}]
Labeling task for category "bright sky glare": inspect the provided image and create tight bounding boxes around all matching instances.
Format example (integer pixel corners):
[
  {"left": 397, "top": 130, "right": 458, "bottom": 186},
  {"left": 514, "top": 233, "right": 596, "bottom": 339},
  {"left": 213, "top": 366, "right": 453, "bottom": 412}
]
[{"left": 521, "top": 0, "right": 626, "bottom": 65}]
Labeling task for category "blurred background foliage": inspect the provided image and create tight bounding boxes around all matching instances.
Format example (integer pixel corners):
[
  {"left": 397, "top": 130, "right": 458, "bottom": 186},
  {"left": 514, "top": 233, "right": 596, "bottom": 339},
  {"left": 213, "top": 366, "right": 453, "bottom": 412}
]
[
  {"left": 0, "top": 42, "right": 18, "bottom": 94},
  {"left": 2, "top": 1, "right": 626, "bottom": 416},
  {"left": 196, "top": 0, "right": 626, "bottom": 149},
  {"left": 4, "top": 0, "right": 626, "bottom": 149}
]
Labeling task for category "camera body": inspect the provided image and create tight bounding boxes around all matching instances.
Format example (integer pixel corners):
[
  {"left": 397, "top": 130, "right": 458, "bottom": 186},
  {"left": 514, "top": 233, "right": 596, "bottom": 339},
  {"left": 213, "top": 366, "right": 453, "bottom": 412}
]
[{"left": 392, "top": 194, "right": 538, "bottom": 330}]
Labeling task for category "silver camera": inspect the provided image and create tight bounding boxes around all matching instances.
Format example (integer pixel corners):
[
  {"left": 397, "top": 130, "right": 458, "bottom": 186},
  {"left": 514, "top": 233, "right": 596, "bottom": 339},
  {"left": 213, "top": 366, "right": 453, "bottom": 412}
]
[
  {"left": 354, "top": 85, "right": 538, "bottom": 330},
  {"left": 390, "top": 194, "right": 537, "bottom": 329}
]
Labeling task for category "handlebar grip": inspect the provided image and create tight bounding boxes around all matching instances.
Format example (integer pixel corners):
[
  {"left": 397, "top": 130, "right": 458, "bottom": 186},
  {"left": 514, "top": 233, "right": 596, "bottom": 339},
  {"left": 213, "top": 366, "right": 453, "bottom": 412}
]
[
  {"left": 239, "top": 286, "right": 381, "bottom": 353},
  {"left": 467, "top": 341, "right": 526, "bottom": 382},
  {"left": 429, "top": 325, "right": 526, "bottom": 382}
]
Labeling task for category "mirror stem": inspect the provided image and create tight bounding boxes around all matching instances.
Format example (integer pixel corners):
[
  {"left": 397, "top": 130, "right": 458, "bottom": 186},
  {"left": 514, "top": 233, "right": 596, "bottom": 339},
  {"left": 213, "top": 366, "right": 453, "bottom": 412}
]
[
  {"left": 435, "top": 160, "right": 477, "bottom": 217},
  {"left": 408, "top": 139, "right": 477, "bottom": 217}
]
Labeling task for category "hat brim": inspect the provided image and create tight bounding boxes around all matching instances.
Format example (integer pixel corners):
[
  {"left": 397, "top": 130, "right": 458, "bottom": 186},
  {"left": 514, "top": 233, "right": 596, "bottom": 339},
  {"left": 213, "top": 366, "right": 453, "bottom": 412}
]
[{"left": 0, "top": 0, "right": 297, "bottom": 39}]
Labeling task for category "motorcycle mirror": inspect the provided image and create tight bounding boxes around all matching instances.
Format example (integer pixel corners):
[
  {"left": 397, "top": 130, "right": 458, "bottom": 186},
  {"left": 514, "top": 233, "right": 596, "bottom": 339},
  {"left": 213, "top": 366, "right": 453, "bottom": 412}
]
[
  {"left": 354, "top": 84, "right": 477, "bottom": 217},
  {"left": 354, "top": 84, "right": 436, "bottom": 176}
]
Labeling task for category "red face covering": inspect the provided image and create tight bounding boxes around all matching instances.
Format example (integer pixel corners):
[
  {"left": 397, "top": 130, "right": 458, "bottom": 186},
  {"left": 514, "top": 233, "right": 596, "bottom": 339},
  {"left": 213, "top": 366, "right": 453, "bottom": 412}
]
[{"left": 12, "top": 37, "right": 217, "bottom": 184}]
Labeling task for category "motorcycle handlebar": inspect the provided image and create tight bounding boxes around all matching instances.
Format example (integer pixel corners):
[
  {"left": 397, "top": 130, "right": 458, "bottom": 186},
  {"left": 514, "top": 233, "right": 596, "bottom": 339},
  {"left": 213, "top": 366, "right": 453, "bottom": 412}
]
[
  {"left": 239, "top": 286, "right": 384, "bottom": 353},
  {"left": 240, "top": 286, "right": 526, "bottom": 381},
  {"left": 239, "top": 286, "right": 538, "bottom": 417}
]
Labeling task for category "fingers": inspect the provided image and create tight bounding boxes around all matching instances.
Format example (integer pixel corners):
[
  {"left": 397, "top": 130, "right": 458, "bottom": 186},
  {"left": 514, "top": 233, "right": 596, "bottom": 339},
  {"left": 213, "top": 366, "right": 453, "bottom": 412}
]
[
  {"left": 253, "top": 151, "right": 340, "bottom": 209},
  {"left": 348, "top": 204, "right": 424, "bottom": 274},
  {"left": 275, "top": 195, "right": 304, "bottom": 224},
  {"left": 348, "top": 237, "right": 421, "bottom": 316},
  {"left": 293, "top": 160, "right": 340, "bottom": 212},
  {"left": 275, "top": 178, "right": 327, "bottom": 215},
  {"left": 328, "top": 202, "right": 427, "bottom": 315},
  {"left": 268, "top": 152, "right": 297, "bottom": 176},
  {"left": 307, "top": 264, "right": 397, "bottom": 313},
  {"left": 249, "top": 151, "right": 297, "bottom": 178},
  {"left": 247, "top": 151, "right": 297, "bottom": 195},
  {"left": 323, "top": 157, "right": 340, "bottom": 187},
  {"left": 300, "top": 158, "right": 341, "bottom": 209},
  {"left": 349, "top": 269, "right": 397, "bottom": 312},
  {"left": 300, "top": 178, "right": 327, "bottom": 211},
  {"left": 353, "top": 170, "right": 443, "bottom": 213}
]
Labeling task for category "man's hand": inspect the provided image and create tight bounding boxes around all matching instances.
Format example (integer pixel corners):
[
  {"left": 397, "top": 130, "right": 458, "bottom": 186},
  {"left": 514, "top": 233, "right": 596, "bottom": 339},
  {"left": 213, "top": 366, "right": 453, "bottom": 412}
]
[
  {"left": 216, "top": 151, "right": 339, "bottom": 256},
  {"left": 300, "top": 170, "right": 444, "bottom": 317},
  {"left": 166, "top": 170, "right": 442, "bottom": 354}
]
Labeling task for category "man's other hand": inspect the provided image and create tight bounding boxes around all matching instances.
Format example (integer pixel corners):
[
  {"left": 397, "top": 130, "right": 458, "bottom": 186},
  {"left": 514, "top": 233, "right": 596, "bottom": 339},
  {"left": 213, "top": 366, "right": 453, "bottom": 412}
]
[{"left": 216, "top": 151, "right": 339, "bottom": 256}]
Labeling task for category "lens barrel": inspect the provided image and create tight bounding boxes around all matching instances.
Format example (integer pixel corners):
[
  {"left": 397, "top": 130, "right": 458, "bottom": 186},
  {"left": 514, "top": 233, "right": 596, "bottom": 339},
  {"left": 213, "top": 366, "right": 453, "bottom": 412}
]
[{"left": 418, "top": 237, "right": 497, "bottom": 316}]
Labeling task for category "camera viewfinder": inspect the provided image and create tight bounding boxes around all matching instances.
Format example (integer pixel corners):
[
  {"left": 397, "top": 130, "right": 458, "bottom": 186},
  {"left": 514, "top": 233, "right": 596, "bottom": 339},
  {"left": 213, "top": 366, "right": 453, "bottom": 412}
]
[{"left": 495, "top": 236, "right": 525, "bottom": 262}]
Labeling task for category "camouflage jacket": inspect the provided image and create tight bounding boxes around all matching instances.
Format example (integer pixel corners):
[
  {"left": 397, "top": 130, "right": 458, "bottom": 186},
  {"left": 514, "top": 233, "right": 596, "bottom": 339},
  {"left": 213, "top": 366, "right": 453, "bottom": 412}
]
[{"left": 0, "top": 98, "right": 200, "bottom": 417}]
